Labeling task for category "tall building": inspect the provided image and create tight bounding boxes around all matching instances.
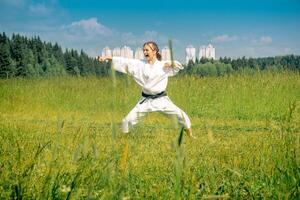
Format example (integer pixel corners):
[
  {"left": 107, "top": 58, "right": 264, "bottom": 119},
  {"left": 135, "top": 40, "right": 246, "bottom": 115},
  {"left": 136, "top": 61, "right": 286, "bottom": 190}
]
[
  {"left": 112, "top": 47, "right": 121, "bottom": 57},
  {"left": 199, "top": 46, "right": 206, "bottom": 59},
  {"left": 161, "top": 46, "right": 171, "bottom": 61},
  {"left": 206, "top": 44, "right": 215, "bottom": 59},
  {"left": 199, "top": 44, "right": 216, "bottom": 60},
  {"left": 135, "top": 47, "right": 144, "bottom": 60},
  {"left": 100, "top": 44, "right": 215, "bottom": 61},
  {"left": 121, "top": 45, "right": 133, "bottom": 59},
  {"left": 102, "top": 46, "right": 111, "bottom": 57},
  {"left": 185, "top": 45, "right": 196, "bottom": 64}
]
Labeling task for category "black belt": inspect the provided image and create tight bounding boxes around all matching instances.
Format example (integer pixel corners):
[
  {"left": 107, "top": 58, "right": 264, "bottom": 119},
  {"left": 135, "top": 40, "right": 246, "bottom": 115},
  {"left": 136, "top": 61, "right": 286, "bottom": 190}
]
[{"left": 139, "top": 91, "right": 167, "bottom": 104}]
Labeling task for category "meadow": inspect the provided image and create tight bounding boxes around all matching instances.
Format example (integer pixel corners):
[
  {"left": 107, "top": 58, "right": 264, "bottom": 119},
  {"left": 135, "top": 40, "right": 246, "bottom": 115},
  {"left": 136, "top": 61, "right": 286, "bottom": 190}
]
[{"left": 0, "top": 71, "right": 299, "bottom": 199}]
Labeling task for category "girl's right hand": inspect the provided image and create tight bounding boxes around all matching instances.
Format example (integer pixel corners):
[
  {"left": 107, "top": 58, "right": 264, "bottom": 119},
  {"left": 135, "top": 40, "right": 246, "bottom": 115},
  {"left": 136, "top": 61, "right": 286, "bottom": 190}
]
[{"left": 98, "top": 55, "right": 112, "bottom": 62}]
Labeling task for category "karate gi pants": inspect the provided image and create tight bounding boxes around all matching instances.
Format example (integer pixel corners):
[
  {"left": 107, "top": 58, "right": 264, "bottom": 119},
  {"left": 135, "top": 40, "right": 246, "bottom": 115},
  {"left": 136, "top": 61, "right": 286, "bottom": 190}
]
[{"left": 122, "top": 96, "right": 191, "bottom": 133}]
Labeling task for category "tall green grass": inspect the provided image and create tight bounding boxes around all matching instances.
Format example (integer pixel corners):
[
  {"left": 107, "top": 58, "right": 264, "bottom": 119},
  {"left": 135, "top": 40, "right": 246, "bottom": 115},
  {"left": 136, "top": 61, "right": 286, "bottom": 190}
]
[{"left": 0, "top": 71, "right": 299, "bottom": 199}]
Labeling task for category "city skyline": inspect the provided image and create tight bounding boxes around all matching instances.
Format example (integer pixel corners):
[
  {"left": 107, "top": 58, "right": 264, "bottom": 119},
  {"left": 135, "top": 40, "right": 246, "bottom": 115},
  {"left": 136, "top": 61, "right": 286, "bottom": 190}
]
[
  {"left": 101, "top": 44, "right": 215, "bottom": 63},
  {"left": 1, "top": 0, "right": 299, "bottom": 62}
]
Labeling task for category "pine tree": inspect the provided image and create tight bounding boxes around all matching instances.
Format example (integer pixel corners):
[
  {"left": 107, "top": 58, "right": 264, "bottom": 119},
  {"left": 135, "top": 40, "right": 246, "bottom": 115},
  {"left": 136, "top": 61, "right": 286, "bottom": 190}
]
[
  {"left": 52, "top": 43, "right": 65, "bottom": 66},
  {"left": 11, "top": 34, "right": 27, "bottom": 76},
  {"left": 0, "top": 32, "right": 12, "bottom": 78},
  {"left": 24, "top": 49, "right": 39, "bottom": 77},
  {"left": 45, "top": 55, "right": 66, "bottom": 76}
]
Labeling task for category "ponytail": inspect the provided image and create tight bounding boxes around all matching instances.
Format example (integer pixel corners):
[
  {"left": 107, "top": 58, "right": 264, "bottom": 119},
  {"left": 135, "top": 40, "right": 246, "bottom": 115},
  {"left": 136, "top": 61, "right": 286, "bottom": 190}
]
[{"left": 156, "top": 52, "right": 162, "bottom": 61}]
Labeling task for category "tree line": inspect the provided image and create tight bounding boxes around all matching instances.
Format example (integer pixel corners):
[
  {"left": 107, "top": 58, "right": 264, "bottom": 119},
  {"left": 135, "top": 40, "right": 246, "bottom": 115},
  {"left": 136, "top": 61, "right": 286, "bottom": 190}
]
[
  {"left": 0, "top": 32, "right": 109, "bottom": 78},
  {"left": 1, "top": 32, "right": 299, "bottom": 78},
  {"left": 183, "top": 55, "right": 300, "bottom": 77}
]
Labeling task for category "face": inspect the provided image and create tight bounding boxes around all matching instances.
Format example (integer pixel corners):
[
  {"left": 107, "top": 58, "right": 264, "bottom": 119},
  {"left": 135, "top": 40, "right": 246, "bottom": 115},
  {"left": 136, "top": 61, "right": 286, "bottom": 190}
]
[{"left": 143, "top": 44, "right": 157, "bottom": 62}]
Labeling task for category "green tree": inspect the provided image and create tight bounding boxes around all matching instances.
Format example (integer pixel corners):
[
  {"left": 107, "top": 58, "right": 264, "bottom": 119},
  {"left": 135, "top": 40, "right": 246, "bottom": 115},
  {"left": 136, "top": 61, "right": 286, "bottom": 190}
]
[
  {"left": 216, "top": 62, "right": 228, "bottom": 76},
  {"left": 24, "top": 49, "right": 39, "bottom": 77},
  {"left": 0, "top": 32, "right": 12, "bottom": 78},
  {"left": 44, "top": 55, "right": 67, "bottom": 76},
  {"left": 79, "top": 50, "right": 94, "bottom": 76},
  {"left": 195, "top": 62, "right": 217, "bottom": 76},
  {"left": 11, "top": 34, "right": 28, "bottom": 76},
  {"left": 64, "top": 49, "right": 80, "bottom": 76},
  {"left": 52, "top": 43, "right": 65, "bottom": 66}
]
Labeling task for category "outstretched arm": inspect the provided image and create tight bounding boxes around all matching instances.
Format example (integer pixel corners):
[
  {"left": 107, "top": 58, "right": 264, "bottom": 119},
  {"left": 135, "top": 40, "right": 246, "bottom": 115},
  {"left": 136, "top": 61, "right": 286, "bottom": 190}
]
[
  {"left": 163, "top": 60, "right": 184, "bottom": 76},
  {"left": 98, "top": 55, "right": 142, "bottom": 75}
]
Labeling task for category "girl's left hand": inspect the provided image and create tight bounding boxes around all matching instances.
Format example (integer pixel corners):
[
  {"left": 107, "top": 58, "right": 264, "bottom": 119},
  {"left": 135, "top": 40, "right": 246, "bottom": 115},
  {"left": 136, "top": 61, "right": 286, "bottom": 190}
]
[{"left": 164, "top": 62, "right": 174, "bottom": 69}]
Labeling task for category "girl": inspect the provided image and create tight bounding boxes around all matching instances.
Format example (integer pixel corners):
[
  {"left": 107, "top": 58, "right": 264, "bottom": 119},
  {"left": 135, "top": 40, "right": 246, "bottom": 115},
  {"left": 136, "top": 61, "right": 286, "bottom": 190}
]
[{"left": 99, "top": 41, "right": 194, "bottom": 138}]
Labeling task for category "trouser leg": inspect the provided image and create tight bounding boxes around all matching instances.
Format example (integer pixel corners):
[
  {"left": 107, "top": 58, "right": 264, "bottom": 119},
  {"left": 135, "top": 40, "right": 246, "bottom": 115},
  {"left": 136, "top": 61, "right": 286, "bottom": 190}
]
[
  {"left": 159, "top": 97, "right": 191, "bottom": 129},
  {"left": 122, "top": 101, "right": 148, "bottom": 133},
  {"left": 121, "top": 96, "right": 192, "bottom": 133}
]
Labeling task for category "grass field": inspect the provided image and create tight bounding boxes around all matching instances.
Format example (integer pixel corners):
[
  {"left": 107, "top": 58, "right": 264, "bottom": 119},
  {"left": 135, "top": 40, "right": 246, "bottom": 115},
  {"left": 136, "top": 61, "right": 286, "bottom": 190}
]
[{"left": 0, "top": 71, "right": 299, "bottom": 199}]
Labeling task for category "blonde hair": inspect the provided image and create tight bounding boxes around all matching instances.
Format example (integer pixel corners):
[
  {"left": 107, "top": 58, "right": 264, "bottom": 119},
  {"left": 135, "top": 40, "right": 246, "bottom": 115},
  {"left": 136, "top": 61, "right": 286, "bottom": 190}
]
[{"left": 143, "top": 41, "right": 162, "bottom": 61}]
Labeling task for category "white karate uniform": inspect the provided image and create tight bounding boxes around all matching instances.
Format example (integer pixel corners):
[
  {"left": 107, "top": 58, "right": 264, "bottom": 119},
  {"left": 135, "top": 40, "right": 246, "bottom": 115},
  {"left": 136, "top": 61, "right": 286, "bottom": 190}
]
[{"left": 112, "top": 57, "right": 191, "bottom": 133}]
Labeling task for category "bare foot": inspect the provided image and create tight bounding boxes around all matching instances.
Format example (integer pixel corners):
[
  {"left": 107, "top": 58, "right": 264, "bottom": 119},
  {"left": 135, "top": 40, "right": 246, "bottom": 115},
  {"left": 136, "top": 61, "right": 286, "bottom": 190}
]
[{"left": 185, "top": 128, "right": 196, "bottom": 139}]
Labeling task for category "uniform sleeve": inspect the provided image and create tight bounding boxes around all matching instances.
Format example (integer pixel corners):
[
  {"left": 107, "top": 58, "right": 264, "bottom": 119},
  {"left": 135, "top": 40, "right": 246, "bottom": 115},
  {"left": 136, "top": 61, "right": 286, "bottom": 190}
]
[
  {"left": 164, "top": 60, "right": 184, "bottom": 76},
  {"left": 112, "top": 57, "right": 142, "bottom": 76}
]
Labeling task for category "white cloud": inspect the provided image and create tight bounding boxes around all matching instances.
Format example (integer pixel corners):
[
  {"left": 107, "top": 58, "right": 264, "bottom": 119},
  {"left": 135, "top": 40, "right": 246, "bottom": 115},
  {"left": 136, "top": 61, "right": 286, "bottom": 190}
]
[
  {"left": 259, "top": 36, "right": 272, "bottom": 45},
  {"left": 250, "top": 36, "right": 273, "bottom": 46},
  {"left": 144, "top": 30, "right": 158, "bottom": 39},
  {"left": 34, "top": 18, "right": 173, "bottom": 58},
  {"left": 121, "top": 32, "right": 138, "bottom": 45},
  {"left": 62, "top": 18, "right": 113, "bottom": 40},
  {"left": 283, "top": 47, "right": 291, "bottom": 54},
  {"left": 29, "top": 4, "right": 51, "bottom": 15},
  {"left": 119, "top": 30, "right": 169, "bottom": 47},
  {"left": 69, "top": 18, "right": 113, "bottom": 36},
  {"left": 84, "top": 48, "right": 101, "bottom": 58},
  {"left": 212, "top": 34, "right": 238, "bottom": 43}
]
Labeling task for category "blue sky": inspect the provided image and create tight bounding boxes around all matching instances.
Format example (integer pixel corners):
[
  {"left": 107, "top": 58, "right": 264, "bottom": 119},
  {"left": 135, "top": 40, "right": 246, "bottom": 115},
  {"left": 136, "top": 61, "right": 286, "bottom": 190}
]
[{"left": 1, "top": 0, "right": 300, "bottom": 61}]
